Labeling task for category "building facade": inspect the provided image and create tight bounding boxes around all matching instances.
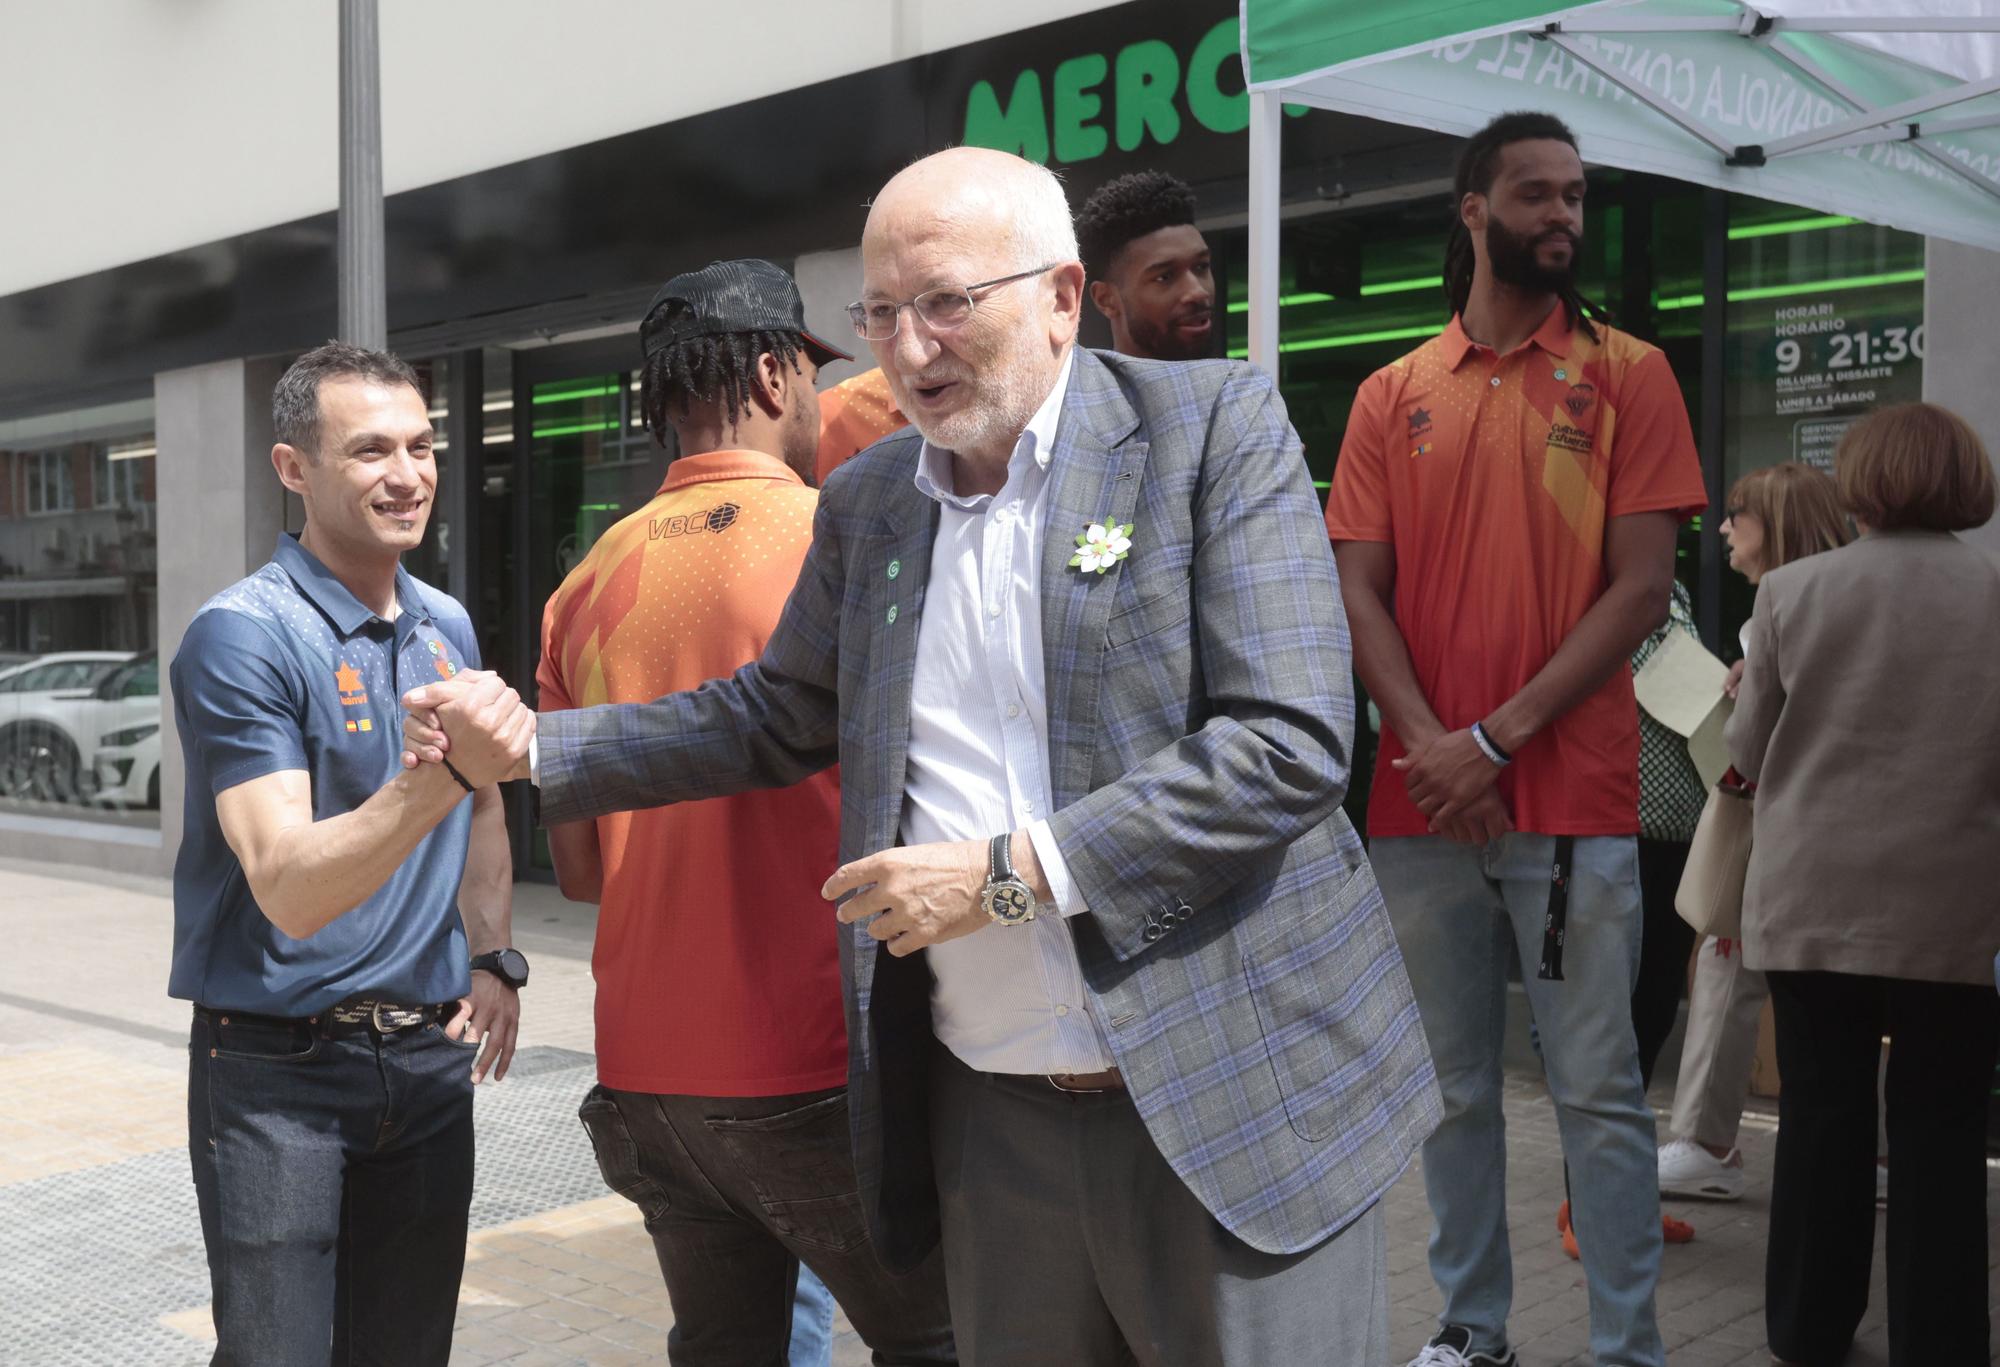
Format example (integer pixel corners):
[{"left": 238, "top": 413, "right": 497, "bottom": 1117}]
[{"left": 2, "top": 0, "right": 1994, "bottom": 878}]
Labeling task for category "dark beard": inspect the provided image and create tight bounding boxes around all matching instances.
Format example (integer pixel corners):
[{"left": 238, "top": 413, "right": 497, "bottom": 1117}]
[
  {"left": 1486, "top": 217, "right": 1581, "bottom": 295},
  {"left": 1126, "top": 308, "right": 1214, "bottom": 363}
]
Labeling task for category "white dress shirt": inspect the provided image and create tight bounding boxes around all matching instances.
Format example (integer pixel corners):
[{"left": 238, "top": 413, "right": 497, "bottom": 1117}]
[{"left": 901, "top": 350, "right": 1111, "bottom": 1076}]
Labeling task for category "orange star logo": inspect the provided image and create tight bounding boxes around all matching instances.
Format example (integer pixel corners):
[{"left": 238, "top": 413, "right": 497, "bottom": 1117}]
[{"left": 335, "top": 660, "right": 369, "bottom": 706}]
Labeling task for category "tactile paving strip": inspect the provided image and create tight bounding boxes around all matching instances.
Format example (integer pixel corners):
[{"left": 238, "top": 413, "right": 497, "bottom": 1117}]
[{"left": 0, "top": 1047, "right": 603, "bottom": 1365}]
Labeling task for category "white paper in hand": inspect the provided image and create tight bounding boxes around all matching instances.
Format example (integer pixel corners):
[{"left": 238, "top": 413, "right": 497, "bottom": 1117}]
[{"left": 1634, "top": 630, "right": 1735, "bottom": 787}]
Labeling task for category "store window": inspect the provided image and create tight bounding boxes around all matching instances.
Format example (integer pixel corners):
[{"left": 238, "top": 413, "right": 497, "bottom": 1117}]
[
  {"left": 0, "top": 406, "right": 160, "bottom": 825},
  {"left": 1719, "top": 201, "right": 1923, "bottom": 646}
]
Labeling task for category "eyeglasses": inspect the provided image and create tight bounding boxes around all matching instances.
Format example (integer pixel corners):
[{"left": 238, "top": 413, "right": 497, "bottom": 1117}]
[{"left": 846, "top": 265, "right": 1058, "bottom": 341}]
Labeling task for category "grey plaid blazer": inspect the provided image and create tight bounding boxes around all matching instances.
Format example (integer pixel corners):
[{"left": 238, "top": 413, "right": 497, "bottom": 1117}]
[{"left": 538, "top": 349, "right": 1440, "bottom": 1268}]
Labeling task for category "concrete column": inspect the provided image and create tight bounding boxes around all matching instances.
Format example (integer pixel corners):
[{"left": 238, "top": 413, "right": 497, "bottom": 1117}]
[
  {"left": 794, "top": 246, "right": 869, "bottom": 388},
  {"left": 1923, "top": 237, "right": 2000, "bottom": 553},
  {"left": 152, "top": 357, "right": 290, "bottom": 867}
]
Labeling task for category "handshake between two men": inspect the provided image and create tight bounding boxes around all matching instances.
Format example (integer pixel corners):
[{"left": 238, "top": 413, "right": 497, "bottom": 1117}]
[
  {"left": 399, "top": 671, "right": 1055, "bottom": 957},
  {"left": 402, "top": 670, "right": 535, "bottom": 787}
]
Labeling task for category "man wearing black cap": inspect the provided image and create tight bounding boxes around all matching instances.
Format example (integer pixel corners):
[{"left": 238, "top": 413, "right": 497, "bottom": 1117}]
[{"left": 536, "top": 260, "right": 956, "bottom": 1365}]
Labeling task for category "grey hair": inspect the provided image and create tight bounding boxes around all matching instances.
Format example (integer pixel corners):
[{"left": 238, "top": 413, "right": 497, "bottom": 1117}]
[
  {"left": 1006, "top": 160, "right": 1081, "bottom": 270},
  {"left": 272, "top": 341, "right": 424, "bottom": 459}
]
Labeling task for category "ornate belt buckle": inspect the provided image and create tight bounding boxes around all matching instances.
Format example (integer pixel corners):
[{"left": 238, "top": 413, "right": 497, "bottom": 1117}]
[{"left": 370, "top": 1001, "right": 423, "bottom": 1032}]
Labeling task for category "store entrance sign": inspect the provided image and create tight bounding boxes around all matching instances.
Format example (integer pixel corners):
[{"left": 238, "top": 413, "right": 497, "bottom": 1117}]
[
  {"left": 963, "top": 18, "right": 1299, "bottom": 165},
  {"left": 1726, "top": 277, "right": 1925, "bottom": 480}
]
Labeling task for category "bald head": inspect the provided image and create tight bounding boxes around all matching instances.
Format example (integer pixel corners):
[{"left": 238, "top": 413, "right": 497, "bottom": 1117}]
[
  {"left": 865, "top": 148, "right": 1079, "bottom": 272},
  {"left": 858, "top": 149, "right": 1086, "bottom": 473}
]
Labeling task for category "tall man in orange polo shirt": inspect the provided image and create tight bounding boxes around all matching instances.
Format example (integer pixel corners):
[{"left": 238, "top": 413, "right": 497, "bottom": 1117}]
[
  {"left": 1327, "top": 114, "right": 1706, "bottom": 1367},
  {"left": 538, "top": 261, "right": 955, "bottom": 1366}
]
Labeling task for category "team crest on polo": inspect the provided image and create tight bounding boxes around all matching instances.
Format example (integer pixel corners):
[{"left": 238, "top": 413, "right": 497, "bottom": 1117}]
[
  {"left": 335, "top": 660, "right": 368, "bottom": 707},
  {"left": 1547, "top": 382, "right": 1599, "bottom": 455}
]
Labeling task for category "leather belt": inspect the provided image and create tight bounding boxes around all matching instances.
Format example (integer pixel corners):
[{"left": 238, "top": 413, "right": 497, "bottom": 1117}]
[
  {"left": 1048, "top": 1067, "right": 1125, "bottom": 1094},
  {"left": 195, "top": 996, "right": 451, "bottom": 1037}
]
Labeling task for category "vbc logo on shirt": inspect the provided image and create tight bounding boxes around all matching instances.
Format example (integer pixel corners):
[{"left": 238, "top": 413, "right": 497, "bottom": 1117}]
[{"left": 649, "top": 503, "right": 742, "bottom": 541}]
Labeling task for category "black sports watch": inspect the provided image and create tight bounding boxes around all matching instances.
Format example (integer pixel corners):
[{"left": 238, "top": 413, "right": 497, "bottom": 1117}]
[
  {"left": 980, "top": 833, "right": 1037, "bottom": 927},
  {"left": 470, "top": 948, "right": 530, "bottom": 989}
]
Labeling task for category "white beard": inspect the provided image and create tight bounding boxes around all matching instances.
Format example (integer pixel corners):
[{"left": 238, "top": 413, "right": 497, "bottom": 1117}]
[{"left": 900, "top": 354, "right": 1052, "bottom": 460}]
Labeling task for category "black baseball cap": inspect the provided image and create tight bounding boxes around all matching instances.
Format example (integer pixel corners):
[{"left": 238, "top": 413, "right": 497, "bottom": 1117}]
[{"left": 639, "top": 258, "right": 852, "bottom": 367}]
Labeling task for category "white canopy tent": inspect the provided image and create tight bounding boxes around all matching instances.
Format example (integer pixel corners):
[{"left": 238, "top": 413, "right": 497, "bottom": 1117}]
[{"left": 1237, "top": 0, "right": 2000, "bottom": 372}]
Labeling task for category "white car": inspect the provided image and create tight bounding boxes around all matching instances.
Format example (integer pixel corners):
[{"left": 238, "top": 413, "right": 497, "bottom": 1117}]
[
  {"left": 0, "top": 651, "right": 132, "bottom": 804},
  {"left": 89, "top": 653, "right": 162, "bottom": 810}
]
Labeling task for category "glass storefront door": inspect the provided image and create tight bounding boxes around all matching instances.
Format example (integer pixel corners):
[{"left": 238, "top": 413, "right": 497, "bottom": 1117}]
[{"left": 501, "top": 339, "right": 674, "bottom": 877}]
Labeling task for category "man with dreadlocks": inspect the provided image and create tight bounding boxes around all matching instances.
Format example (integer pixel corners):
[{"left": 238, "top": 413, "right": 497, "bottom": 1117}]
[
  {"left": 535, "top": 260, "right": 956, "bottom": 1366},
  {"left": 1076, "top": 170, "right": 1215, "bottom": 362},
  {"left": 1326, "top": 113, "right": 1706, "bottom": 1367}
]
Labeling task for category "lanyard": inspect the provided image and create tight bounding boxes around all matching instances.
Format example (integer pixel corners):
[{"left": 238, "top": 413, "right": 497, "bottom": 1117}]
[{"left": 1537, "top": 835, "right": 1574, "bottom": 982}]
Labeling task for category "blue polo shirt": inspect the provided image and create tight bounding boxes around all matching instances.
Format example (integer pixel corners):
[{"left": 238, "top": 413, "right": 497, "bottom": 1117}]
[{"left": 168, "top": 534, "right": 480, "bottom": 1015}]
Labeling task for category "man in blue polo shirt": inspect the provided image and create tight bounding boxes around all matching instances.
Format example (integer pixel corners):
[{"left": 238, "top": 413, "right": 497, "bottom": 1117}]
[{"left": 171, "top": 342, "right": 536, "bottom": 1366}]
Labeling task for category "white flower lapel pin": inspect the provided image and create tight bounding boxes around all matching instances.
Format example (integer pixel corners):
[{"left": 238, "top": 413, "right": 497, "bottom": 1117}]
[{"left": 1068, "top": 521, "right": 1134, "bottom": 575}]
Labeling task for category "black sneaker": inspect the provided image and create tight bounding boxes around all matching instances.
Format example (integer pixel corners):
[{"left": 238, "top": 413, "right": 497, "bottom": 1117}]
[{"left": 1407, "top": 1325, "right": 1519, "bottom": 1367}]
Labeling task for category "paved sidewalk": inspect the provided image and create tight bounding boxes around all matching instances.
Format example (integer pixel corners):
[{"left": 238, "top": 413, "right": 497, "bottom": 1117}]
[{"left": 1, "top": 858, "right": 1993, "bottom": 1365}]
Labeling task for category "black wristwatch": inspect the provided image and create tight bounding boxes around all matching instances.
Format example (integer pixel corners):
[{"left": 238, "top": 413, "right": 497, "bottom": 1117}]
[
  {"left": 470, "top": 948, "right": 530, "bottom": 989},
  {"left": 980, "top": 833, "right": 1037, "bottom": 927}
]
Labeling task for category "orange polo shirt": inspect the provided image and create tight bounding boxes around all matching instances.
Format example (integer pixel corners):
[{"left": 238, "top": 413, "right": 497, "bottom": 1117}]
[
  {"left": 815, "top": 367, "right": 908, "bottom": 483},
  {"left": 1326, "top": 309, "right": 1706, "bottom": 838},
  {"left": 537, "top": 449, "right": 845, "bottom": 1097}
]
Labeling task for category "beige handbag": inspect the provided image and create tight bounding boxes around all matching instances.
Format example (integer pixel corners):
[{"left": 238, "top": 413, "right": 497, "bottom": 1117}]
[{"left": 1675, "top": 778, "right": 1754, "bottom": 938}]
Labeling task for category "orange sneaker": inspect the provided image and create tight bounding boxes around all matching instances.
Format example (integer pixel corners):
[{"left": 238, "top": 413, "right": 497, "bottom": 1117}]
[{"left": 1556, "top": 1201, "right": 1693, "bottom": 1260}]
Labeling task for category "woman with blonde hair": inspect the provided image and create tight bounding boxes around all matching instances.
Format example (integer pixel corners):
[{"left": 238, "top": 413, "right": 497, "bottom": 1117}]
[
  {"left": 1728, "top": 402, "right": 2000, "bottom": 1364},
  {"left": 1655, "top": 462, "right": 1850, "bottom": 1203}
]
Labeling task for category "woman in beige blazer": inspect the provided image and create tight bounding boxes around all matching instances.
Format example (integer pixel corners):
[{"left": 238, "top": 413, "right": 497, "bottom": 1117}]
[{"left": 1726, "top": 402, "right": 2000, "bottom": 1367}]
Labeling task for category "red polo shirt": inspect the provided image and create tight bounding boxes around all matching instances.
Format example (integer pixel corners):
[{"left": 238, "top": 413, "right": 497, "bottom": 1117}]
[
  {"left": 537, "top": 450, "right": 845, "bottom": 1096},
  {"left": 1326, "top": 309, "right": 1706, "bottom": 838}
]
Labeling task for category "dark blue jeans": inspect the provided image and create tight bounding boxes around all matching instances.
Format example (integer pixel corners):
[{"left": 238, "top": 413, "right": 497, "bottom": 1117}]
[
  {"left": 188, "top": 1007, "right": 475, "bottom": 1367},
  {"left": 579, "top": 1083, "right": 956, "bottom": 1366}
]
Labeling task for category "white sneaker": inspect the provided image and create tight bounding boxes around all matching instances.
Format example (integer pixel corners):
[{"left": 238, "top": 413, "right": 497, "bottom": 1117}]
[
  {"left": 1408, "top": 1327, "right": 1518, "bottom": 1367},
  {"left": 1658, "top": 1137, "right": 1746, "bottom": 1200}
]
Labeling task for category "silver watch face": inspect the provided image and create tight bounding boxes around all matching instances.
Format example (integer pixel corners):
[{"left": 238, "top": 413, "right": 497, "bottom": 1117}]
[{"left": 984, "top": 879, "right": 1036, "bottom": 925}]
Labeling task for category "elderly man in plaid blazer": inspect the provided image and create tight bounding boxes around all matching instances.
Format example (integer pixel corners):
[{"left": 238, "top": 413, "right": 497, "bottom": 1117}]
[{"left": 406, "top": 148, "right": 1440, "bottom": 1365}]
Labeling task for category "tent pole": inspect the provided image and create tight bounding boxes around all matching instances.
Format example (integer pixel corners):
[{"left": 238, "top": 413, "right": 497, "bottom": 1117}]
[
  {"left": 1697, "top": 188, "right": 1727, "bottom": 657},
  {"left": 1546, "top": 34, "right": 1735, "bottom": 156},
  {"left": 1763, "top": 40, "right": 2000, "bottom": 204},
  {"left": 1247, "top": 89, "right": 1283, "bottom": 376},
  {"left": 1759, "top": 72, "right": 2000, "bottom": 160},
  {"left": 1911, "top": 140, "right": 2000, "bottom": 206}
]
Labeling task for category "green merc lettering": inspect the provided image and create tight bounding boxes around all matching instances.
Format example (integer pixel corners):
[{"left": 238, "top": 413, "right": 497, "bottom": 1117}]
[{"left": 962, "top": 19, "right": 1304, "bottom": 166}]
